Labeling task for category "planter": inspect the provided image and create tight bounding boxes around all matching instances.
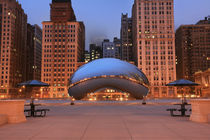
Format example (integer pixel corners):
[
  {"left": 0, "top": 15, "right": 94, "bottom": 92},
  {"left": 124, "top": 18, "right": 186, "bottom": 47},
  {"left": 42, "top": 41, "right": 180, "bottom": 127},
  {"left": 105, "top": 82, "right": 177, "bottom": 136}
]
[
  {"left": 190, "top": 99, "right": 210, "bottom": 123},
  {"left": 0, "top": 100, "right": 26, "bottom": 123}
]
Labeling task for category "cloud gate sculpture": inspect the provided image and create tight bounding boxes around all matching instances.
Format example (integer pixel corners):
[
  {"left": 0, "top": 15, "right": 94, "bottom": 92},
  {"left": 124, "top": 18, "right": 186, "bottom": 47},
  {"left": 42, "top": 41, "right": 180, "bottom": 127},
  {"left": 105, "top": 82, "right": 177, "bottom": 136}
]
[{"left": 68, "top": 58, "right": 150, "bottom": 100}]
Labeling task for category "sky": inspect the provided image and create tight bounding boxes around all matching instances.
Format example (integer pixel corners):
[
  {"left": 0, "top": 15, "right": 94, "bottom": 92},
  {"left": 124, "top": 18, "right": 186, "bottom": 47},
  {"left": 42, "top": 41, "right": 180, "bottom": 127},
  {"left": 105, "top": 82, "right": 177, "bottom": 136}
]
[{"left": 18, "top": 0, "right": 210, "bottom": 49}]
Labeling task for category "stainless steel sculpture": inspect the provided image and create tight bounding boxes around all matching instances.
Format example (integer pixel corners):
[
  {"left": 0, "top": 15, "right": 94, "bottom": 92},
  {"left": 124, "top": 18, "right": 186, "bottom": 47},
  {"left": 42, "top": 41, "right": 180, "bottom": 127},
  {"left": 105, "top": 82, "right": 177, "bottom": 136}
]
[{"left": 68, "top": 58, "right": 149, "bottom": 100}]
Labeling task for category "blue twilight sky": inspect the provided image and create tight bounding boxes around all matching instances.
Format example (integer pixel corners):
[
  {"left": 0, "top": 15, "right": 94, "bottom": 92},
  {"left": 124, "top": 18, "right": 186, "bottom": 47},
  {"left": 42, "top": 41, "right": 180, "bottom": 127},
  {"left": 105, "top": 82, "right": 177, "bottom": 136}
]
[{"left": 18, "top": 0, "right": 210, "bottom": 49}]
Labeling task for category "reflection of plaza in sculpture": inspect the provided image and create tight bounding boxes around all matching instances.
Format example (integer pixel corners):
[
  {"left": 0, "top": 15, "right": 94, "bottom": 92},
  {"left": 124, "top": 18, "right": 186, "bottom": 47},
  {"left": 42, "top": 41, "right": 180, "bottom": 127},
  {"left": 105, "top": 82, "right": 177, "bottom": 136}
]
[
  {"left": 83, "top": 88, "right": 135, "bottom": 101},
  {"left": 68, "top": 58, "right": 150, "bottom": 100}
]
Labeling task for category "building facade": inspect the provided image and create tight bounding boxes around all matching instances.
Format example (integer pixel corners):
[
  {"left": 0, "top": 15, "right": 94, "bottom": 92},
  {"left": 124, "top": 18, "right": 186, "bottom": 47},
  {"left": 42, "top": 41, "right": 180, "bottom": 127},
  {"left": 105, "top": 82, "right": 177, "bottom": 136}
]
[
  {"left": 113, "top": 37, "right": 121, "bottom": 59},
  {"left": 26, "top": 24, "right": 34, "bottom": 81},
  {"left": 26, "top": 24, "right": 42, "bottom": 81},
  {"left": 84, "top": 50, "right": 90, "bottom": 63},
  {"left": 132, "top": 0, "right": 176, "bottom": 98},
  {"left": 33, "top": 25, "right": 42, "bottom": 80},
  {"left": 41, "top": 0, "right": 85, "bottom": 98},
  {"left": 0, "top": 0, "right": 27, "bottom": 98},
  {"left": 89, "top": 44, "right": 102, "bottom": 61},
  {"left": 194, "top": 68, "right": 210, "bottom": 97},
  {"left": 176, "top": 17, "right": 210, "bottom": 81},
  {"left": 102, "top": 38, "right": 121, "bottom": 59},
  {"left": 121, "top": 13, "right": 133, "bottom": 61}
]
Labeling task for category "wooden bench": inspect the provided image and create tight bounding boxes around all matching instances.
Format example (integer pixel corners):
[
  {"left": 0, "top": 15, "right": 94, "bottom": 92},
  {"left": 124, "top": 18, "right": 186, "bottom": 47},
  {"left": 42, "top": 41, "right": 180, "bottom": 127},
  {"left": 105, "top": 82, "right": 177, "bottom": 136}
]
[
  {"left": 178, "top": 108, "right": 187, "bottom": 112},
  {"left": 34, "top": 109, "right": 50, "bottom": 117},
  {"left": 166, "top": 108, "right": 177, "bottom": 116},
  {"left": 24, "top": 109, "right": 32, "bottom": 117},
  {"left": 24, "top": 109, "right": 50, "bottom": 117},
  {"left": 178, "top": 108, "right": 190, "bottom": 117}
]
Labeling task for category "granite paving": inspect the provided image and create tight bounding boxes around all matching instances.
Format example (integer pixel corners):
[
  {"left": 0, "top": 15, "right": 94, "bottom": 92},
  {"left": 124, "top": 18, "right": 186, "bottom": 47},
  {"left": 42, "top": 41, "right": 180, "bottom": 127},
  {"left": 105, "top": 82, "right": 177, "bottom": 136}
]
[{"left": 0, "top": 103, "right": 209, "bottom": 140}]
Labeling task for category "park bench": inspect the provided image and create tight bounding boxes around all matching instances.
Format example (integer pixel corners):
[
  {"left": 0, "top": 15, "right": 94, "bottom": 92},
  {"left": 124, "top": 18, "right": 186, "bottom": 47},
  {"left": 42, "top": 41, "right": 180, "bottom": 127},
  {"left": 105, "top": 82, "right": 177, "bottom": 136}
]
[
  {"left": 34, "top": 109, "right": 50, "bottom": 117},
  {"left": 178, "top": 108, "right": 187, "bottom": 112},
  {"left": 24, "top": 109, "right": 32, "bottom": 117},
  {"left": 166, "top": 108, "right": 177, "bottom": 116},
  {"left": 177, "top": 108, "right": 190, "bottom": 117},
  {"left": 24, "top": 109, "right": 50, "bottom": 117}
]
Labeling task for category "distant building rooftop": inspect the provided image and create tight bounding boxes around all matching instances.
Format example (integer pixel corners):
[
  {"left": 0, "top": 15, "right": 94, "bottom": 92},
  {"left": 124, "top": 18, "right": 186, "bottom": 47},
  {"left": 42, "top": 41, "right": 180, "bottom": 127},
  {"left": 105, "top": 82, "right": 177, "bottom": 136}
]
[
  {"left": 52, "top": 0, "right": 71, "bottom": 3},
  {"left": 196, "top": 16, "right": 210, "bottom": 25}
]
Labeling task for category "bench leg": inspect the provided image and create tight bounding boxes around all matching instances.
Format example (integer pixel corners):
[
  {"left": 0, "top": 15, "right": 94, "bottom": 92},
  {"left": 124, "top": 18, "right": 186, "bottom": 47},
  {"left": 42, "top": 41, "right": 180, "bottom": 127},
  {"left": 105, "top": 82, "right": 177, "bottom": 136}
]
[
  {"left": 43, "top": 111, "right": 46, "bottom": 117},
  {"left": 35, "top": 111, "right": 42, "bottom": 117},
  {"left": 41, "top": 110, "right": 45, "bottom": 117},
  {"left": 24, "top": 111, "right": 31, "bottom": 117},
  {"left": 170, "top": 111, "right": 174, "bottom": 116}
]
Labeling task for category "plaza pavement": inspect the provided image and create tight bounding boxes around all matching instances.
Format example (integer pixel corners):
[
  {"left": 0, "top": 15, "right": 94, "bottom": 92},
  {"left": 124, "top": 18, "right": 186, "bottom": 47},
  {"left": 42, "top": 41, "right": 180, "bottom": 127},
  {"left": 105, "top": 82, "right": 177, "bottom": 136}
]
[{"left": 0, "top": 102, "right": 210, "bottom": 140}]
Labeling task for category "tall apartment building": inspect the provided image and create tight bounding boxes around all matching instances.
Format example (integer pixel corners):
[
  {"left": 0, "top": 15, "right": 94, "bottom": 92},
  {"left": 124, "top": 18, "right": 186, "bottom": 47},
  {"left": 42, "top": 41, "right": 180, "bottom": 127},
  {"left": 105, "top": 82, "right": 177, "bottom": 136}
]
[
  {"left": 113, "top": 37, "right": 121, "bottom": 59},
  {"left": 102, "top": 38, "right": 121, "bottom": 59},
  {"left": 121, "top": 13, "right": 133, "bottom": 61},
  {"left": 26, "top": 24, "right": 42, "bottom": 81},
  {"left": 102, "top": 39, "right": 115, "bottom": 58},
  {"left": 42, "top": 0, "right": 85, "bottom": 98},
  {"left": 84, "top": 50, "right": 90, "bottom": 63},
  {"left": 176, "top": 17, "right": 210, "bottom": 81},
  {"left": 0, "top": 0, "right": 27, "bottom": 98},
  {"left": 89, "top": 44, "right": 102, "bottom": 61},
  {"left": 132, "top": 0, "right": 176, "bottom": 98}
]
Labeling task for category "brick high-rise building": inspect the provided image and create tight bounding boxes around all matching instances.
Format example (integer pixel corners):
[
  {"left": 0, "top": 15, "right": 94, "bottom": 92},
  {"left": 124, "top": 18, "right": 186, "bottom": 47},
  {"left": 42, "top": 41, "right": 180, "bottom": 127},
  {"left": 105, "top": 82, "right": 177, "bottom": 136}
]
[
  {"left": 42, "top": 0, "right": 85, "bottom": 98},
  {"left": 132, "top": 0, "right": 176, "bottom": 98},
  {"left": 176, "top": 17, "right": 210, "bottom": 81},
  {"left": 0, "top": 0, "right": 27, "bottom": 98},
  {"left": 121, "top": 13, "right": 133, "bottom": 61},
  {"left": 26, "top": 24, "right": 42, "bottom": 81}
]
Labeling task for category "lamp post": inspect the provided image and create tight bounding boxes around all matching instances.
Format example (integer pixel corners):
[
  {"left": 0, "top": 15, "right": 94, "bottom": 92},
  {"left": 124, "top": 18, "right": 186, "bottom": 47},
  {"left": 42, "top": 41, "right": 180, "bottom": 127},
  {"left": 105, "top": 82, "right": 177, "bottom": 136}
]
[
  {"left": 142, "top": 96, "right": 146, "bottom": 105},
  {"left": 70, "top": 97, "right": 75, "bottom": 105}
]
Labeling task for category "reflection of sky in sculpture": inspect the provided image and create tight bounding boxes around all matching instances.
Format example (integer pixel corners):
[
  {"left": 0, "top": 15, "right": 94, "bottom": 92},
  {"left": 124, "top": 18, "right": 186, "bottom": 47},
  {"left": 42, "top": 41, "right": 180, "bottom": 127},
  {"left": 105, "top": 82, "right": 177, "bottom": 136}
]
[{"left": 70, "top": 58, "right": 149, "bottom": 85}]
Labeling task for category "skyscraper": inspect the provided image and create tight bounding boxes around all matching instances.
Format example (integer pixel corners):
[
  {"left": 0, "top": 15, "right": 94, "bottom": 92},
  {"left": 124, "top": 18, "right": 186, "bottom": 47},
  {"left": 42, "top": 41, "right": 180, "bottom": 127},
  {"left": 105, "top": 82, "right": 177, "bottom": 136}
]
[
  {"left": 113, "top": 37, "right": 121, "bottom": 59},
  {"left": 132, "top": 0, "right": 176, "bottom": 98},
  {"left": 89, "top": 44, "right": 102, "bottom": 61},
  {"left": 84, "top": 50, "right": 90, "bottom": 63},
  {"left": 26, "top": 24, "right": 42, "bottom": 81},
  {"left": 42, "top": 0, "right": 85, "bottom": 98},
  {"left": 176, "top": 17, "right": 210, "bottom": 81},
  {"left": 102, "top": 38, "right": 121, "bottom": 59},
  {"left": 102, "top": 39, "right": 115, "bottom": 58},
  {"left": 121, "top": 13, "right": 133, "bottom": 61},
  {"left": 0, "top": 0, "right": 27, "bottom": 98}
]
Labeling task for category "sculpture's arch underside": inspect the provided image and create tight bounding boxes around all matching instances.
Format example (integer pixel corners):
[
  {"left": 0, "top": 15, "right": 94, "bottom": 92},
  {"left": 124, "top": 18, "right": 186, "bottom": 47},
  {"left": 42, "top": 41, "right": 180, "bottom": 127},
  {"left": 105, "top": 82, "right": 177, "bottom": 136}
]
[
  {"left": 68, "top": 77, "right": 149, "bottom": 100},
  {"left": 68, "top": 58, "right": 150, "bottom": 100}
]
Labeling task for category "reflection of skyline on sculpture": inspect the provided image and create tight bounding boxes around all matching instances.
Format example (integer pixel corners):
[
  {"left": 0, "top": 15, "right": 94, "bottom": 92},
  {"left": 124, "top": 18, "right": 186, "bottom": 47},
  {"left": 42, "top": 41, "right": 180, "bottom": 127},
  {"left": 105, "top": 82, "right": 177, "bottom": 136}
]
[
  {"left": 19, "top": 0, "right": 210, "bottom": 48},
  {"left": 70, "top": 58, "right": 149, "bottom": 85},
  {"left": 69, "top": 58, "right": 149, "bottom": 100}
]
